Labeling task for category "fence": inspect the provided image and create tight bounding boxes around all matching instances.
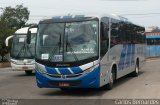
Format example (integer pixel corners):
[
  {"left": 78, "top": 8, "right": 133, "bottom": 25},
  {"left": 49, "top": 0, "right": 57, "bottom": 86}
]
[{"left": 146, "top": 45, "right": 160, "bottom": 58}]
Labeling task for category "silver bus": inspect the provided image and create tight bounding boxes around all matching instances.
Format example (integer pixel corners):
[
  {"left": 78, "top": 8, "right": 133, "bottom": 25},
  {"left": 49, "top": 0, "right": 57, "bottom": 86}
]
[{"left": 27, "top": 14, "right": 145, "bottom": 89}]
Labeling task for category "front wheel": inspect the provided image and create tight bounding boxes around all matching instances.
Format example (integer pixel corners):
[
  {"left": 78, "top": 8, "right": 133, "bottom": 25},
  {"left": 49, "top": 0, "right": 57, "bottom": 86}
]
[
  {"left": 101, "top": 69, "right": 116, "bottom": 90},
  {"left": 25, "top": 70, "right": 32, "bottom": 75}
]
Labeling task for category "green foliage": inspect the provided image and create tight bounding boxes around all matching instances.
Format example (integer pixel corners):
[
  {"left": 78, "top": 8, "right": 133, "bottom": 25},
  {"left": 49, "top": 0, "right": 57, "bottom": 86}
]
[
  {"left": 0, "top": 4, "right": 30, "bottom": 61},
  {"left": 1, "top": 4, "right": 30, "bottom": 29}
]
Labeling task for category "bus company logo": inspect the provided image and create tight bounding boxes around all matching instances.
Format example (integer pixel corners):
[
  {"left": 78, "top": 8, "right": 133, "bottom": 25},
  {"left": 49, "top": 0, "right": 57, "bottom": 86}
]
[{"left": 61, "top": 75, "right": 66, "bottom": 79}]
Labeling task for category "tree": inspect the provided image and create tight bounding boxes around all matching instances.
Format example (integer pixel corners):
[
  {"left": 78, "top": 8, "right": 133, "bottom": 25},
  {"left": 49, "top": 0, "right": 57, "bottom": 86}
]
[
  {"left": 152, "top": 26, "right": 160, "bottom": 32},
  {"left": 0, "top": 4, "right": 30, "bottom": 62},
  {"left": 1, "top": 4, "right": 30, "bottom": 29}
]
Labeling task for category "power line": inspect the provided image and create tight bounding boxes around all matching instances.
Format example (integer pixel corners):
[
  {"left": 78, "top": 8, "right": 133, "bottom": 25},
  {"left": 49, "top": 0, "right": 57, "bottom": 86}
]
[
  {"left": 128, "top": 15, "right": 160, "bottom": 18},
  {"left": 121, "top": 12, "right": 160, "bottom": 16}
]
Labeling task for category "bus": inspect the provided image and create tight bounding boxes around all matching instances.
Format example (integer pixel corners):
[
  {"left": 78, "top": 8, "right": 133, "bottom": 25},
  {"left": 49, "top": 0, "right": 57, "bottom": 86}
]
[
  {"left": 27, "top": 14, "right": 145, "bottom": 89},
  {"left": 6, "top": 27, "right": 37, "bottom": 75}
]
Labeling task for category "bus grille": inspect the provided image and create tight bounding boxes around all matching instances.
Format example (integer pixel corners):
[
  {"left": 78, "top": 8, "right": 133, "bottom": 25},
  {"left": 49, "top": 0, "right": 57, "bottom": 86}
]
[{"left": 47, "top": 73, "right": 82, "bottom": 78}]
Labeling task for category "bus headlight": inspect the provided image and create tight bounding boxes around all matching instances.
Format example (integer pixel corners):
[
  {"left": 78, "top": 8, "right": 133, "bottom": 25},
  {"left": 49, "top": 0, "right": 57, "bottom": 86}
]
[
  {"left": 36, "top": 67, "right": 47, "bottom": 74},
  {"left": 83, "top": 64, "right": 99, "bottom": 74},
  {"left": 83, "top": 66, "right": 95, "bottom": 74},
  {"left": 38, "top": 69, "right": 47, "bottom": 74}
]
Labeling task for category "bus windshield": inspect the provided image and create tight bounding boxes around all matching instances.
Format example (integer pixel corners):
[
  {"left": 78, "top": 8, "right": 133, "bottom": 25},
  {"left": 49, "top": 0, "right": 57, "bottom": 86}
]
[
  {"left": 36, "top": 20, "right": 99, "bottom": 63},
  {"left": 11, "top": 33, "right": 36, "bottom": 59}
]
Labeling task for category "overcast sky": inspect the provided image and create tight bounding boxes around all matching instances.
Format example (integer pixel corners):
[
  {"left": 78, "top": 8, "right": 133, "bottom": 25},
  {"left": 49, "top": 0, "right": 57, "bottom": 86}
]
[{"left": 0, "top": 0, "right": 160, "bottom": 27}]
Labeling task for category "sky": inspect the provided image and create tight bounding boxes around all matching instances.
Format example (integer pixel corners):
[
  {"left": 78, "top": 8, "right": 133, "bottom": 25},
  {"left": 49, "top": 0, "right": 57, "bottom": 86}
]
[{"left": 0, "top": 0, "right": 160, "bottom": 27}]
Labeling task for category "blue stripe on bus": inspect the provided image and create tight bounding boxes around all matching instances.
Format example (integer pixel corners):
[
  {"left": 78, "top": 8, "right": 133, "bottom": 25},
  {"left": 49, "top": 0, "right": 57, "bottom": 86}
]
[
  {"left": 118, "top": 44, "right": 127, "bottom": 70},
  {"left": 118, "top": 44, "right": 135, "bottom": 71},
  {"left": 71, "top": 67, "right": 83, "bottom": 74},
  {"left": 125, "top": 44, "right": 131, "bottom": 68},
  {"left": 44, "top": 66, "right": 83, "bottom": 75},
  {"left": 131, "top": 44, "right": 135, "bottom": 65},
  {"left": 58, "top": 68, "right": 72, "bottom": 75},
  {"left": 45, "top": 66, "right": 58, "bottom": 74}
]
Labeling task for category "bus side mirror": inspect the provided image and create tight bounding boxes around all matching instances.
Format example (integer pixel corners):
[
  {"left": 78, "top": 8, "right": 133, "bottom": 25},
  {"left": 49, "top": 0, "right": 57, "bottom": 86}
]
[
  {"left": 5, "top": 35, "right": 13, "bottom": 46},
  {"left": 27, "top": 24, "right": 38, "bottom": 44},
  {"left": 27, "top": 31, "right": 31, "bottom": 44}
]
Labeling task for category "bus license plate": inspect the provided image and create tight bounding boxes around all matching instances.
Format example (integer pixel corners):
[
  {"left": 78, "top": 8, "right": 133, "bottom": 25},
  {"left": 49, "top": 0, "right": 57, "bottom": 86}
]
[
  {"left": 22, "top": 67, "right": 28, "bottom": 70},
  {"left": 59, "top": 83, "right": 70, "bottom": 87}
]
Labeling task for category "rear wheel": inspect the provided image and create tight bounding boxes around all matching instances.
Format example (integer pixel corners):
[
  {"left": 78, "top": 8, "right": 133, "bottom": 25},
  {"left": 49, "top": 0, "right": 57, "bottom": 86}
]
[
  {"left": 25, "top": 70, "right": 32, "bottom": 75},
  {"left": 131, "top": 61, "right": 139, "bottom": 77}
]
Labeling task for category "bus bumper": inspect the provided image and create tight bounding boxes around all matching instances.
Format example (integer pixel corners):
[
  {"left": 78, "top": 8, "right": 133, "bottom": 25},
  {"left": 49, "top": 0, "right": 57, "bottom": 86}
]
[
  {"left": 11, "top": 63, "right": 35, "bottom": 71},
  {"left": 35, "top": 66, "right": 100, "bottom": 88}
]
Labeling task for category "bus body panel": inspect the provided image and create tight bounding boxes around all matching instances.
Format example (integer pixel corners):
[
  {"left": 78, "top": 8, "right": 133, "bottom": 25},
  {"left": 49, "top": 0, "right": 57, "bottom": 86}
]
[
  {"left": 11, "top": 58, "right": 35, "bottom": 71},
  {"left": 100, "top": 44, "right": 133, "bottom": 86},
  {"left": 35, "top": 62, "right": 100, "bottom": 88},
  {"left": 33, "top": 14, "right": 145, "bottom": 89}
]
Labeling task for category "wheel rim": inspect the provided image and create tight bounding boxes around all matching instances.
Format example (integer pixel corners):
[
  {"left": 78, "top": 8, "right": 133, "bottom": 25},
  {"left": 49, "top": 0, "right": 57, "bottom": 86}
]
[
  {"left": 136, "top": 65, "right": 139, "bottom": 74},
  {"left": 110, "top": 72, "right": 113, "bottom": 84}
]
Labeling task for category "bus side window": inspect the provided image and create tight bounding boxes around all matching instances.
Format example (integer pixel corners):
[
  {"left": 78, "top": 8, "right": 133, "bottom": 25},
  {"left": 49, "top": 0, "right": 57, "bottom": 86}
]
[
  {"left": 100, "top": 22, "right": 109, "bottom": 57},
  {"left": 111, "top": 19, "right": 120, "bottom": 47}
]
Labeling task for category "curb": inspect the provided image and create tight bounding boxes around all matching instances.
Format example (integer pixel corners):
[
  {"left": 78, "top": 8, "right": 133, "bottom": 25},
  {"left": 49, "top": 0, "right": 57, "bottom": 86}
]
[{"left": 0, "top": 62, "right": 11, "bottom": 68}]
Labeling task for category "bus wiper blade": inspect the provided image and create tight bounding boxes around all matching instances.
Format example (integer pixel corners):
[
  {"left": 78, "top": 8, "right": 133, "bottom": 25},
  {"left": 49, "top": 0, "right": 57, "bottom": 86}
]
[
  {"left": 48, "top": 34, "right": 61, "bottom": 62},
  {"left": 66, "top": 34, "right": 79, "bottom": 62},
  {"left": 15, "top": 42, "right": 26, "bottom": 59},
  {"left": 16, "top": 42, "right": 34, "bottom": 59}
]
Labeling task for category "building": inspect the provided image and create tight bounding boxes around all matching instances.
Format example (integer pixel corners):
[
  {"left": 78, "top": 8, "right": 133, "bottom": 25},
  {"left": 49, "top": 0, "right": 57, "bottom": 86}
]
[{"left": 145, "top": 32, "right": 160, "bottom": 57}]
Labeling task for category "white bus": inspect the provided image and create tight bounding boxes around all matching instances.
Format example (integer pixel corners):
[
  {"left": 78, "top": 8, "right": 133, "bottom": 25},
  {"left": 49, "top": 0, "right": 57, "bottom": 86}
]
[
  {"left": 27, "top": 14, "right": 145, "bottom": 89},
  {"left": 6, "top": 27, "right": 37, "bottom": 75}
]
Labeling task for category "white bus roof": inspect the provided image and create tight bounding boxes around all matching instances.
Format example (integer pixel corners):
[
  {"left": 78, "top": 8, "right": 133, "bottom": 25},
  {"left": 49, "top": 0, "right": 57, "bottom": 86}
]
[
  {"left": 15, "top": 27, "right": 37, "bottom": 34},
  {"left": 40, "top": 13, "right": 130, "bottom": 22}
]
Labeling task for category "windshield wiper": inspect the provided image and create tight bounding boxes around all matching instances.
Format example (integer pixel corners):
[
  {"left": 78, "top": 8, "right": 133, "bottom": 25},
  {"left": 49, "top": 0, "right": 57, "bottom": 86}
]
[
  {"left": 15, "top": 42, "right": 33, "bottom": 59},
  {"left": 48, "top": 33, "right": 61, "bottom": 61},
  {"left": 66, "top": 33, "right": 79, "bottom": 62}
]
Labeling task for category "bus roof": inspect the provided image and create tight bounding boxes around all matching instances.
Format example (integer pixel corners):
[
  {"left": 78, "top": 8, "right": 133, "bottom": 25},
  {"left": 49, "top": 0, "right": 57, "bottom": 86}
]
[
  {"left": 39, "top": 13, "right": 145, "bottom": 27},
  {"left": 40, "top": 13, "right": 130, "bottom": 23},
  {"left": 15, "top": 27, "right": 37, "bottom": 34}
]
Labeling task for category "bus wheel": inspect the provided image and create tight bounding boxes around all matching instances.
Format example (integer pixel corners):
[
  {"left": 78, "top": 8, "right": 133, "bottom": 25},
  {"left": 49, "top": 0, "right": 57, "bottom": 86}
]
[
  {"left": 25, "top": 70, "right": 32, "bottom": 75},
  {"left": 106, "top": 69, "right": 116, "bottom": 90},
  {"left": 101, "top": 69, "right": 116, "bottom": 90},
  {"left": 131, "top": 62, "right": 139, "bottom": 77}
]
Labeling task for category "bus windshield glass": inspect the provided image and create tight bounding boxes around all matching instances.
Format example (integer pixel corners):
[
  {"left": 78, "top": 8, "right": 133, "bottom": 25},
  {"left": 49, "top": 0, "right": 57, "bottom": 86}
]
[
  {"left": 36, "top": 20, "right": 99, "bottom": 63},
  {"left": 11, "top": 34, "right": 36, "bottom": 59}
]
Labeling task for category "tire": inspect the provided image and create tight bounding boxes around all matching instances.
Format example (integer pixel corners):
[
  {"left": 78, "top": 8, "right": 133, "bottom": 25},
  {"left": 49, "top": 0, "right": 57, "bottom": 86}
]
[
  {"left": 131, "top": 62, "right": 139, "bottom": 77},
  {"left": 101, "top": 68, "right": 116, "bottom": 90},
  {"left": 25, "top": 70, "right": 32, "bottom": 75}
]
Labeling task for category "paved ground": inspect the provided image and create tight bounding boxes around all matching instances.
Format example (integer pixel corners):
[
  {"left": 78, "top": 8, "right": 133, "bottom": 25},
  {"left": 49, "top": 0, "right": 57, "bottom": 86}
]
[{"left": 0, "top": 59, "right": 160, "bottom": 99}]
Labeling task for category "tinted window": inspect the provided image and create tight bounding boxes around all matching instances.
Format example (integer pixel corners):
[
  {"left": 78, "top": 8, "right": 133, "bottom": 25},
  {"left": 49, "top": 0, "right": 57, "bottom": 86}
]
[{"left": 100, "top": 20, "right": 109, "bottom": 56}]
